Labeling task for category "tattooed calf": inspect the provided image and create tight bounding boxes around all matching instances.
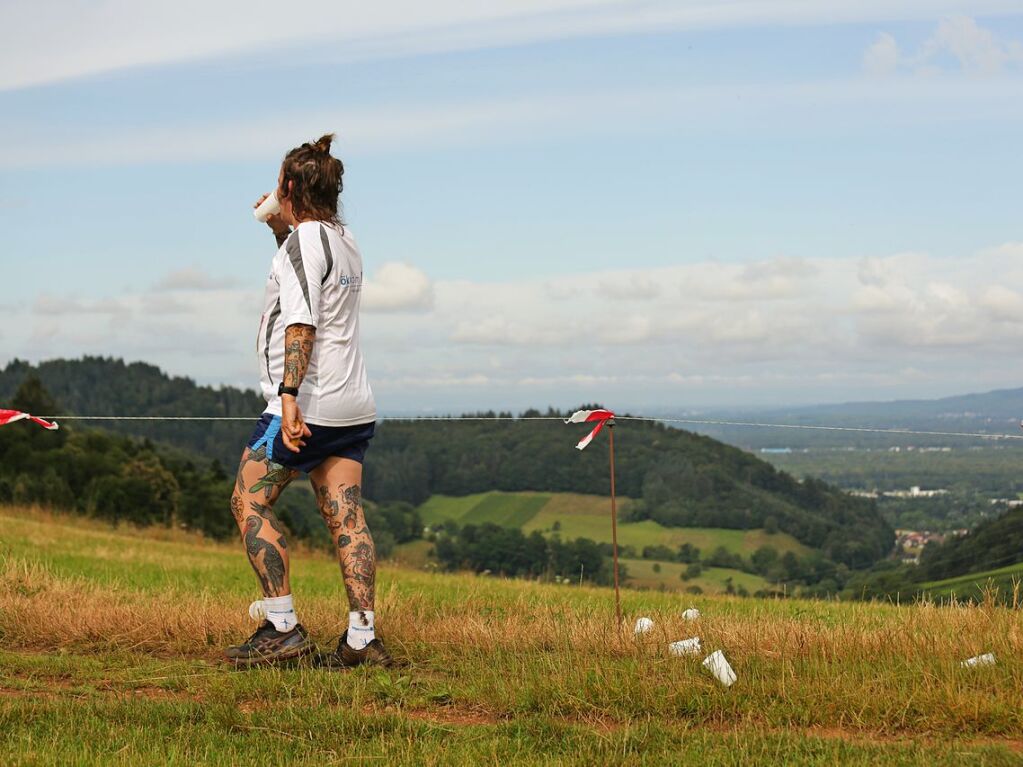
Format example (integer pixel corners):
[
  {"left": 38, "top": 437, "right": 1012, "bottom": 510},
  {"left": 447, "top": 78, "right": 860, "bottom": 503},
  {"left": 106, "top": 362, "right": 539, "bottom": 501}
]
[
  {"left": 338, "top": 532, "right": 376, "bottom": 610},
  {"left": 230, "top": 495, "right": 245, "bottom": 524},
  {"left": 315, "top": 483, "right": 343, "bottom": 533},
  {"left": 341, "top": 484, "right": 363, "bottom": 531},
  {"left": 249, "top": 501, "right": 287, "bottom": 548},
  {"left": 243, "top": 516, "right": 287, "bottom": 596}
]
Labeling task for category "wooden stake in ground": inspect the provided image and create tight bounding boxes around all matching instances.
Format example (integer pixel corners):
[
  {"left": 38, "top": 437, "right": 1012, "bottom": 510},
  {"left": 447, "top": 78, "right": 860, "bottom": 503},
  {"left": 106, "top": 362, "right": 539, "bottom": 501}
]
[
  {"left": 608, "top": 419, "right": 622, "bottom": 631},
  {"left": 564, "top": 408, "right": 620, "bottom": 628}
]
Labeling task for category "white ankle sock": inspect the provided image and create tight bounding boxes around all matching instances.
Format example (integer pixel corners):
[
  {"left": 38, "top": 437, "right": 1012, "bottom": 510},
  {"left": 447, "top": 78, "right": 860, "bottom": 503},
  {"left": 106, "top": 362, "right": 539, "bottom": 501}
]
[
  {"left": 250, "top": 594, "right": 298, "bottom": 632},
  {"left": 346, "top": 610, "right": 375, "bottom": 650}
]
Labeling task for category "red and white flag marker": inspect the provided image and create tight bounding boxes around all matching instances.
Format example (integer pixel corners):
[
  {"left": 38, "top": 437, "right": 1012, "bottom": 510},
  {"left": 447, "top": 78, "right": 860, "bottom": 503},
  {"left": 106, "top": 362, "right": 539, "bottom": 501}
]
[
  {"left": 0, "top": 410, "right": 59, "bottom": 431},
  {"left": 565, "top": 408, "right": 623, "bottom": 631},
  {"left": 564, "top": 408, "right": 615, "bottom": 450}
]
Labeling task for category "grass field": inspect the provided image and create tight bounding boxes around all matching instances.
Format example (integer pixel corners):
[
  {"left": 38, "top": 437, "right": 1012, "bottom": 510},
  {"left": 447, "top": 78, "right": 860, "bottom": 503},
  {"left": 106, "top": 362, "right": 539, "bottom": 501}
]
[
  {"left": 3, "top": 507, "right": 1023, "bottom": 765},
  {"left": 419, "top": 492, "right": 552, "bottom": 528},
  {"left": 421, "top": 491, "right": 811, "bottom": 555},
  {"left": 622, "top": 558, "right": 770, "bottom": 594},
  {"left": 416, "top": 492, "right": 806, "bottom": 594},
  {"left": 921, "top": 562, "right": 1023, "bottom": 602}
]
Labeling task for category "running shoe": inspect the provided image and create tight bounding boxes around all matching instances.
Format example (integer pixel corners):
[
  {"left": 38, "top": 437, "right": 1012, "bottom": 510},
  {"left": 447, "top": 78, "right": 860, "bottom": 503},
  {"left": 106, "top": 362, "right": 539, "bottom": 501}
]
[
  {"left": 317, "top": 630, "right": 395, "bottom": 669},
  {"left": 224, "top": 621, "right": 316, "bottom": 666}
]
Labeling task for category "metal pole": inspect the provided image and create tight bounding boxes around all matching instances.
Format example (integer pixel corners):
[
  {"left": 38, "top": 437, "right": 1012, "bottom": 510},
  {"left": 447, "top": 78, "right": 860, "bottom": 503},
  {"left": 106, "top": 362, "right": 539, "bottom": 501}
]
[{"left": 609, "top": 421, "right": 622, "bottom": 631}]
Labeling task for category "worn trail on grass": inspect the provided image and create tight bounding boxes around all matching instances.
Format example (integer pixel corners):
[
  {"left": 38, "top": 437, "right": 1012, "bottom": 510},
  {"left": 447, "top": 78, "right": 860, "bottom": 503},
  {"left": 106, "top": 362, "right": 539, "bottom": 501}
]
[{"left": 4, "top": 656, "right": 1022, "bottom": 757}]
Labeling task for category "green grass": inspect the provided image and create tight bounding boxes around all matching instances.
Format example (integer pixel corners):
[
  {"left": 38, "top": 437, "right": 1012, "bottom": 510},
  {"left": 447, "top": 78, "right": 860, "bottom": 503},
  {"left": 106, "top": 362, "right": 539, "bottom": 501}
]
[
  {"left": 422, "top": 491, "right": 810, "bottom": 556},
  {"left": 416, "top": 492, "right": 806, "bottom": 595},
  {"left": 919, "top": 562, "right": 1023, "bottom": 602},
  {"left": 621, "top": 558, "right": 770, "bottom": 595},
  {"left": 4, "top": 507, "right": 1023, "bottom": 766},
  {"left": 419, "top": 492, "right": 550, "bottom": 528}
]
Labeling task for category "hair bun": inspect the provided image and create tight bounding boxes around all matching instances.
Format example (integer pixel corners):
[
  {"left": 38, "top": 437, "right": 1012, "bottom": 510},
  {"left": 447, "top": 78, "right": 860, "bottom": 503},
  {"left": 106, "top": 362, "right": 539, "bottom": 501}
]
[{"left": 313, "top": 133, "right": 335, "bottom": 154}]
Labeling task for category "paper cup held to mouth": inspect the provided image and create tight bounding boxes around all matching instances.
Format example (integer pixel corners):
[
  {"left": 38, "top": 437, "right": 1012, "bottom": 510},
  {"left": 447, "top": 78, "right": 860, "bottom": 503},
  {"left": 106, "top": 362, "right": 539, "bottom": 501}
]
[{"left": 254, "top": 190, "right": 281, "bottom": 222}]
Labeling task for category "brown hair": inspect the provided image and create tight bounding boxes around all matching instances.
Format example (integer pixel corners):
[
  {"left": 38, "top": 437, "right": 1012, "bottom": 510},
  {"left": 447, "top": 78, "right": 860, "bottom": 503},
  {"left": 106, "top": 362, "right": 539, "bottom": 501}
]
[{"left": 279, "top": 133, "right": 344, "bottom": 224}]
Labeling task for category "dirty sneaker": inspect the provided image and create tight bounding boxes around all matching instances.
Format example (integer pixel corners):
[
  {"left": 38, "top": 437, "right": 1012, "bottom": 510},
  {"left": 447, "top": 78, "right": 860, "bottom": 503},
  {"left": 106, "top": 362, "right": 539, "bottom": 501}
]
[
  {"left": 317, "top": 630, "right": 395, "bottom": 669},
  {"left": 224, "top": 621, "right": 316, "bottom": 666}
]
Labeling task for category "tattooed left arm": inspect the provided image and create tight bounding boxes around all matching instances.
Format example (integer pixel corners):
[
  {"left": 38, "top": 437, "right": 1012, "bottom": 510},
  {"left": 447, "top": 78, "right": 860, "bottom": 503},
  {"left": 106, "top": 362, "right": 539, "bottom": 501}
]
[
  {"left": 283, "top": 323, "right": 315, "bottom": 389},
  {"left": 281, "top": 323, "right": 315, "bottom": 452}
]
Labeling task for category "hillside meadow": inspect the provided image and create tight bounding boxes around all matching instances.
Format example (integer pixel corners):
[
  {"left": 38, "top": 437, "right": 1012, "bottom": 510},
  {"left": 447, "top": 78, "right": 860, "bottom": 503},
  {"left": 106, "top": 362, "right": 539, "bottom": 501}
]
[
  {"left": 2, "top": 506, "right": 1022, "bottom": 766},
  {"left": 417, "top": 491, "right": 806, "bottom": 594}
]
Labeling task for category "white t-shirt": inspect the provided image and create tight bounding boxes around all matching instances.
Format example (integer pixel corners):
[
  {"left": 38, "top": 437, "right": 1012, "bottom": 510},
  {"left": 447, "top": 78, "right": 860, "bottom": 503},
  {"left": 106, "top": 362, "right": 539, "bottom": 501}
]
[{"left": 256, "top": 221, "right": 376, "bottom": 427}]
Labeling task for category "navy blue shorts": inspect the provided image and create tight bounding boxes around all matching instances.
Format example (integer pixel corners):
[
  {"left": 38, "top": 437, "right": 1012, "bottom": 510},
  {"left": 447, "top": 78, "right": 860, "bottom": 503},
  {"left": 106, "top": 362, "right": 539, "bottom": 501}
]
[{"left": 246, "top": 414, "right": 375, "bottom": 473}]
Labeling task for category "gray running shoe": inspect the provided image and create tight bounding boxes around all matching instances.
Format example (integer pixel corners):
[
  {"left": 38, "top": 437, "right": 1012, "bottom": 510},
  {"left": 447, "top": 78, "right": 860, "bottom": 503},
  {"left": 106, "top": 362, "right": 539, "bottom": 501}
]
[
  {"left": 317, "top": 630, "right": 395, "bottom": 669},
  {"left": 224, "top": 621, "right": 316, "bottom": 666}
]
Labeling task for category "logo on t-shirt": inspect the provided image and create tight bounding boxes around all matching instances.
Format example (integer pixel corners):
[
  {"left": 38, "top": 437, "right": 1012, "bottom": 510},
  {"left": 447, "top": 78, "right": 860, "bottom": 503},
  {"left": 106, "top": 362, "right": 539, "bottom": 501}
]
[{"left": 339, "top": 272, "right": 363, "bottom": 290}]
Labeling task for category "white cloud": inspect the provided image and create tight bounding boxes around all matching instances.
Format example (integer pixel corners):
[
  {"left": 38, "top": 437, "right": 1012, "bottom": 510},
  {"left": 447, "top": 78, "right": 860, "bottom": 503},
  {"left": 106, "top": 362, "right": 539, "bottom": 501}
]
[
  {"left": 153, "top": 267, "right": 239, "bottom": 292},
  {"left": 5, "top": 2, "right": 1020, "bottom": 92},
  {"left": 33, "top": 295, "right": 130, "bottom": 316},
  {"left": 922, "top": 16, "right": 1023, "bottom": 74},
  {"left": 864, "top": 16, "right": 1023, "bottom": 76},
  {"left": 864, "top": 32, "right": 900, "bottom": 76},
  {"left": 362, "top": 262, "right": 434, "bottom": 312},
  {"left": 11, "top": 244, "right": 1023, "bottom": 409},
  {"left": 981, "top": 285, "right": 1023, "bottom": 322}
]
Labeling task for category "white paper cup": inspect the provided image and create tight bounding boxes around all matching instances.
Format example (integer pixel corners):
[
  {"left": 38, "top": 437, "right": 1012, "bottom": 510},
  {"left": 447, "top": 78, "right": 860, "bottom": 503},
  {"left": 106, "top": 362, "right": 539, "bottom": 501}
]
[
  {"left": 254, "top": 190, "right": 281, "bottom": 222},
  {"left": 681, "top": 608, "right": 701, "bottom": 621},
  {"left": 669, "top": 637, "right": 702, "bottom": 657},
  {"left": 961, "top": 652, "right": 996, "bottom": 668},
  {"left": 703, "top": 650, "right": 737, "bottom": 687},
  {"left": 634, "top": 617, "right": 654, "bottom": 635}
]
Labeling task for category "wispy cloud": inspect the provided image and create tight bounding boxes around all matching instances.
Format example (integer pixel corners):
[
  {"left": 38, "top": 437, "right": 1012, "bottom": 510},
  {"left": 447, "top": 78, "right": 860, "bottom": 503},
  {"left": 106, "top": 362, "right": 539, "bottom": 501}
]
[
  {"left": 5, "top": 1, "right": 1020, "bottom": 91},
  {"left": 4, "top": 75, "right": 1023, "bottom": 169}
]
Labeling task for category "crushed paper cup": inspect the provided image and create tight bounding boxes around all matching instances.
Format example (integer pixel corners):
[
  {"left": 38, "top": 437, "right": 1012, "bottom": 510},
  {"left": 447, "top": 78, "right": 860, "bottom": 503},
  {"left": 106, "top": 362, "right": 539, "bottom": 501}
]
[
  {"left": 634, "top": 617, "right": 654, "bottom": 635},
  {"left": 668, "top": 637, "right": 702, "bottom": 657},
  {"left": 961, "top": 652, "right": 996, "bottom": 668},
  {"left": 681, "top": 608, "right": 701, "bottom": 621},
  {"left": 702, "top": 650, "right": 737, "bottom": 687}
]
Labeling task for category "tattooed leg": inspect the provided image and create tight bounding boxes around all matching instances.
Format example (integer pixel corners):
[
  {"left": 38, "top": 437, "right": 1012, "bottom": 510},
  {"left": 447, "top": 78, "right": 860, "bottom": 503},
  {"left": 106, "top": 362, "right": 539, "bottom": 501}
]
[
  {"left": 310, "top": 458, "right": 375, "bottom": 611},
  {"left": 243, "top": 516, "right": 287, "bottom": 595},
  {"left": 231, "top": 447, "right": 297, "bottom": 597}
]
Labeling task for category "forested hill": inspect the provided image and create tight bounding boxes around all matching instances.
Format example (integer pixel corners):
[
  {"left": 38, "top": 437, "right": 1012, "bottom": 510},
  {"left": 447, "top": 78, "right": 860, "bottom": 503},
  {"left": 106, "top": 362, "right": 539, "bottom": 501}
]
[
  {"left": 0, "top": 357, "right": 893, "bottom": 568},
  {"left": 0, "top": 357, "right": 261, "bottom": 468},
  {"left": 917, "top": 507, "right": 1023, "bottom": 582}
]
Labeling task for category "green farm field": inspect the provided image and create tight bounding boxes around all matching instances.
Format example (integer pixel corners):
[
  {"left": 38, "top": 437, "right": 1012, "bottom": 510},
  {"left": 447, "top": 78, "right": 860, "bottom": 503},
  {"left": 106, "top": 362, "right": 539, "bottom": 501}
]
[
  {"left": 621, "top": 558, "right": 770, "bottom": 594},
  {"left": 420, "top": 491, "right": 811, "bottom": 555},
  {"left": 920, "top": 562, "right": 1023, "bottom": 602},
  {"left": 417, "top": 491, "right": 807, "bottom": 594},
  {"left": 3, "top": 506, "right": 1023, "bottom": 766}
]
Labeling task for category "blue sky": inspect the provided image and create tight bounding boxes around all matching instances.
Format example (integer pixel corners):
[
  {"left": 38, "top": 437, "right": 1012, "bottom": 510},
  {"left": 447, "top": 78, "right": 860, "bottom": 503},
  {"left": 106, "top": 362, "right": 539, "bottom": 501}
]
[{"left": 2, "top": 2, "right": 1023, "bottom": 412}]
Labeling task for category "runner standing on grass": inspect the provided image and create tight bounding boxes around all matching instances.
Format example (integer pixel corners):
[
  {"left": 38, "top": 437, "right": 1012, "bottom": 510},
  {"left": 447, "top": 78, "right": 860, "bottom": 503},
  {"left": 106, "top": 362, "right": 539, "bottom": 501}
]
[{"left": 224, "top": 134, "right": 393, "bottom": 668}]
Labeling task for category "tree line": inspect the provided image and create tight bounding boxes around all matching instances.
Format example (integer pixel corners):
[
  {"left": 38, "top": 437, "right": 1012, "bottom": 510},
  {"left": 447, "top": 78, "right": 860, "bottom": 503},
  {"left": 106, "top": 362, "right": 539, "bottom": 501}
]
[
  {"left": 1, "top": 357, "right": 896, "bottom": 573},
  {"left": 0, "top": 376, "right": 422, "bottom": 554}
]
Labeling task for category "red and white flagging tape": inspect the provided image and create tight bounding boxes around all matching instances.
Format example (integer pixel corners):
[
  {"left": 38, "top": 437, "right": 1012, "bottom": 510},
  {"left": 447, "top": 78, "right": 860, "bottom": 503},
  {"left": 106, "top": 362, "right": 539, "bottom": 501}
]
[
  {"left": 0, "top": 409, "right": 59, "bottom": 431},
  {"left": 564, "top": 408, "right": 615, "bottom": 450}
]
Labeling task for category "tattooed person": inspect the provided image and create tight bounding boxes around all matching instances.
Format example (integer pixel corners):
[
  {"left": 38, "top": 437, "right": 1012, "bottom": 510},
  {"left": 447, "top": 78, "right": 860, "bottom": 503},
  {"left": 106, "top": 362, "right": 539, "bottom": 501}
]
[{"left": 225, "top": 134, "right": 391, "bottom": 668}]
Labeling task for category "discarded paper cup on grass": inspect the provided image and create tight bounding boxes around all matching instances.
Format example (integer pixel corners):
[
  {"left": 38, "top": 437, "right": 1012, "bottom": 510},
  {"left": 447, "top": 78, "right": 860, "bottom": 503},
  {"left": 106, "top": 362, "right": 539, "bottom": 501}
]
[
  {"left": 703, "top": 650, "right": 737, "bottom": 687},
  {"left": 668, "top": 637, "right": 702, "bottom": 657},
  {"left": 961, "top": 652, "right": 996, "bottom": 668},
  {"left": 634, "top": 617, "right": 654, "bottom": 635},
  {"left": 681, "top": 608, "right": 701, "bottom": 621}
]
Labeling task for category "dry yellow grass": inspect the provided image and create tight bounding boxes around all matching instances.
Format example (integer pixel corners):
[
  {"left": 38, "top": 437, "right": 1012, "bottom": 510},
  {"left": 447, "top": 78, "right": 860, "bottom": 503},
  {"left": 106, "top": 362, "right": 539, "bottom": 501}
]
[{"left": 3, "top": 506, "right": 1023, "bottom": 765}]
